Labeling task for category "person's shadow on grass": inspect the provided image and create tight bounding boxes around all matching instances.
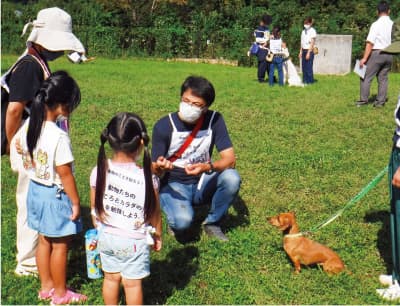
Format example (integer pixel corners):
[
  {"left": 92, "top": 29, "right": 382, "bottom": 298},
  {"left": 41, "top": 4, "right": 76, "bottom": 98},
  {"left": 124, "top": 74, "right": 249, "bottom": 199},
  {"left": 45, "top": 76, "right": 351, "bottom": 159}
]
[
  {"left": 143, "top": 246, "right": 199, "bottom": 305},
  {"left": 173, "top": 194, "right": 250, "bottom": 244},
  {"left": 67, "top": 206, "right": 93, "bottom": 289},
  {"left": 364, "top": 210, "right": 392, "bottom": 274},
  {"left": 222, "top": 195, "right": 250, "bottom": 230}
]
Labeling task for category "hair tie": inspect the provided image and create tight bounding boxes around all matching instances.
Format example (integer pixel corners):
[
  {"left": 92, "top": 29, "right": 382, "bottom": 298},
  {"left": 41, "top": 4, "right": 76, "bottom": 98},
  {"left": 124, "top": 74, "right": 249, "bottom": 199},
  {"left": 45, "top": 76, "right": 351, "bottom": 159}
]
[
  {"left": 141, "top": 132, "right": 149, "bottom": 146},
  {"left": 100, "top": 128, "right": 108, "bottom": 143},
  {"left": 36, "top": 89, "right": 47, "bottom": 103}
]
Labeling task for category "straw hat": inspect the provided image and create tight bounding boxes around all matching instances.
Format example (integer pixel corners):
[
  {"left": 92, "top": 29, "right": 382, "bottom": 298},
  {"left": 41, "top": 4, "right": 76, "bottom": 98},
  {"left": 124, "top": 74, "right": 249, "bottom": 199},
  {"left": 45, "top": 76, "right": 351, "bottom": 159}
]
[
  {"left": 22, "top": 7, "right": 85, "bottom": 53},
  {"left": 383, "top": 17, "right": 400, "bottom": 54}
]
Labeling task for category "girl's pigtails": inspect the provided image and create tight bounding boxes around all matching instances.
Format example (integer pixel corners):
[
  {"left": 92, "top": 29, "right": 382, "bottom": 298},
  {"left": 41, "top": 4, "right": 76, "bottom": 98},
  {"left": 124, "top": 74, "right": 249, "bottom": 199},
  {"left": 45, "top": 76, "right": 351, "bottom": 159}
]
[
  {"left": 142, "top": 131, "right": 157, "bottom": 222},
  {"left": 27, "top": 90, "right": 46, "bottom": 158},
  {"left": 95, "top": 128, "right": 109, "bottom": 220}
]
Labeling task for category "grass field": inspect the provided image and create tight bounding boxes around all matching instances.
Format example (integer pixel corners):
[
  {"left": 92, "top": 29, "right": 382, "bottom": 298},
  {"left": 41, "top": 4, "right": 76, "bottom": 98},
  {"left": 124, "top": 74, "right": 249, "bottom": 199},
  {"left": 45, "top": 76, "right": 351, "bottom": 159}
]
[{"left": 1, "top": 54, "right": 400, "bottom": 305}]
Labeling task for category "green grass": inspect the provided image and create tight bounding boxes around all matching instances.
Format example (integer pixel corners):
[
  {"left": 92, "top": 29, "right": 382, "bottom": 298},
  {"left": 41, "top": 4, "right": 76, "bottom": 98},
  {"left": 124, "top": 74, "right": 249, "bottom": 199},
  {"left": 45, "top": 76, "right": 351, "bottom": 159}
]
[{"left": 1, "top": 55, "right": 400, "bottom": 304}]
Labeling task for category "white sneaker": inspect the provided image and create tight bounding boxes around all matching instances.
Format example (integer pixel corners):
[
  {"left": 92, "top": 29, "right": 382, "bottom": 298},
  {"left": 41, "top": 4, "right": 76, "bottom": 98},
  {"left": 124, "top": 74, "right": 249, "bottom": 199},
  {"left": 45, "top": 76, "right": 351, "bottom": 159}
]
[
  {"left": 379, "top": 274, "right": 399, "bottom": 286},
  {"left": 14, "top": 265, "right": 38, "bottom": 277},
  {"left": 377, "top": 282, "right": 400, "bottom": 301}
]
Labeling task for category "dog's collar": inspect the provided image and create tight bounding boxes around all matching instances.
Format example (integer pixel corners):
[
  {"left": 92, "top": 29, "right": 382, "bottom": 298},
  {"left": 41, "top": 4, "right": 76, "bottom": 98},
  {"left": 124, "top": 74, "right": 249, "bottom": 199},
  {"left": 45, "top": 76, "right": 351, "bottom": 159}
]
[{"left": 284, "top": 232, "right": 310, "bottom": 238}]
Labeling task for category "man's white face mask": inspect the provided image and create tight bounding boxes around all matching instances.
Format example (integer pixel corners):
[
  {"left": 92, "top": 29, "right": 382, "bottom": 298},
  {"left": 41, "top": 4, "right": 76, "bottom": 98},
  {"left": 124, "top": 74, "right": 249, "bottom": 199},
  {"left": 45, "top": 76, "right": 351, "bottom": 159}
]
[{"left": 179, "top": 101, "right": 205, "bottom": 123}]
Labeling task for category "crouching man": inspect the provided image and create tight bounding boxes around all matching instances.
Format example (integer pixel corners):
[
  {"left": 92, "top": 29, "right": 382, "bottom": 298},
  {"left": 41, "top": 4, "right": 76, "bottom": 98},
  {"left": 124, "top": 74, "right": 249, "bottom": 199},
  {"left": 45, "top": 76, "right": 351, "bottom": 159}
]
[{"left": 151, "top": 76, "right": 241, "bottom": 241}]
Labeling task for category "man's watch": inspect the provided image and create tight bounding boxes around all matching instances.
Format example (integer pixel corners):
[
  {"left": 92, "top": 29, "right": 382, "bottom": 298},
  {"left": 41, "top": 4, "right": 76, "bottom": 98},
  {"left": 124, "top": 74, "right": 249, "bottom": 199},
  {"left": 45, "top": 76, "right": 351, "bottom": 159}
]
[{"left": 206, "top": 162, "right": 214, "bottom": 174}]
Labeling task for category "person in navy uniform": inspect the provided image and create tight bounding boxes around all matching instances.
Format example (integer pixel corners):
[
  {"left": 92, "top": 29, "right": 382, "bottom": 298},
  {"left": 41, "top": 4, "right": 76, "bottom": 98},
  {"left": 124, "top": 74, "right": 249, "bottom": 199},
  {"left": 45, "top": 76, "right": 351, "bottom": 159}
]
[{"left": 254, "top": 14, "right": 272, "bottom": 82}]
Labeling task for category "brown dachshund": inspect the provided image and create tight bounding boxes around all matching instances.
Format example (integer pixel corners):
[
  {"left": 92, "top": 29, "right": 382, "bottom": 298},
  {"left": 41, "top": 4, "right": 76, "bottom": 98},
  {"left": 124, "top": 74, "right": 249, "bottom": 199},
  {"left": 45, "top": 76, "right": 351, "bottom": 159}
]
[{"left": 268, "top": 212, "right": 344, "bottom": 274}]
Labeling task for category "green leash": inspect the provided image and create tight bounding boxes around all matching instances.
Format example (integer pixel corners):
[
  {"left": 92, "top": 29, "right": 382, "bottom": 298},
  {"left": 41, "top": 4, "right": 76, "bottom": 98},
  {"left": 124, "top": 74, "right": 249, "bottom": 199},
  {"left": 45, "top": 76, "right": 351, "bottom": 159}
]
[{"left": 286, "top": 165, "right": 389, "bottom": 238}]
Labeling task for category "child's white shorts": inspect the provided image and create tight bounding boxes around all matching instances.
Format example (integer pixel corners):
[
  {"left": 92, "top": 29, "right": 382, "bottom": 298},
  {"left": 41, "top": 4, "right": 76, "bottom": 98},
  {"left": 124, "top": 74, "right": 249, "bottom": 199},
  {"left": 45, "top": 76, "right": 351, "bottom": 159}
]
[{"left": 98, "top": 231, "right": 150, "bottom": 279}]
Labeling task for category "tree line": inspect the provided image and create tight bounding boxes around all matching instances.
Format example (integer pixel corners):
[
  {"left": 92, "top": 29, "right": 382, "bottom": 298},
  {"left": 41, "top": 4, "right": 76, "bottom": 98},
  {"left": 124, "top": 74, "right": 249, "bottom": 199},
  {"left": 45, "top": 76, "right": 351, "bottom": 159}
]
[{"left": 2, "top": 0, "right": 399, "bottom": 69}]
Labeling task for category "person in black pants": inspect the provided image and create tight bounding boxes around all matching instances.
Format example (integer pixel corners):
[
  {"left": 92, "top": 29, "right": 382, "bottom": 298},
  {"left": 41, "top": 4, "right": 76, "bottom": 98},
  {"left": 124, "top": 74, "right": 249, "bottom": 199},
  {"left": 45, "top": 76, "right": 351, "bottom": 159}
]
[{"left": 256, "top": 40, "right": 269, "bottom": 82}]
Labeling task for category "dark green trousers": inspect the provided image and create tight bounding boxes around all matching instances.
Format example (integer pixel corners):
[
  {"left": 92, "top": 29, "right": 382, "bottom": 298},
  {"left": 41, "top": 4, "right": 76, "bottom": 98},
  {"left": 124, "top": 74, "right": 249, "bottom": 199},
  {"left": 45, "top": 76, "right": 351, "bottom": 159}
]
[{"left": 388, "top": 147, "right": 400, "bottom": 283}]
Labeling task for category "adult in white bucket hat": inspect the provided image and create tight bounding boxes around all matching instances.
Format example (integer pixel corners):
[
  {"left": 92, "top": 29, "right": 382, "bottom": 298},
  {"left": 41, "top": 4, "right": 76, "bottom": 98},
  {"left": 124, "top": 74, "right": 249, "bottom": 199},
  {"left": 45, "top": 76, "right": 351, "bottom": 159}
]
[
  {"left": 23, "top": 7, "right": 85, "bottom": 54},
  {"left": 3, "top": 7, "right": 85, "bottom": 278}
]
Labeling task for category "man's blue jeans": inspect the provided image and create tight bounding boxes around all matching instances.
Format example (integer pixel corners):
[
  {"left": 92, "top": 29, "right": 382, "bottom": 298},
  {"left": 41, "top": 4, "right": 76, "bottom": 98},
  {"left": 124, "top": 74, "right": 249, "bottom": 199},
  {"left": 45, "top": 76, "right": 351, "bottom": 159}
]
[{"left": 159, "top": 169, "right": 241, "bottom": 231}]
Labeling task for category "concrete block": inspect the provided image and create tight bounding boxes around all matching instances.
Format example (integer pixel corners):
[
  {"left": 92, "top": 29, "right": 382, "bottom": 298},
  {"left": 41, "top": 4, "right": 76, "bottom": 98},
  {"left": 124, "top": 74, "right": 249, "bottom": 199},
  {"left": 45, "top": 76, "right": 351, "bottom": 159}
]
[{"left": 312, "top": 34, "right": 353, "bottom": 75}]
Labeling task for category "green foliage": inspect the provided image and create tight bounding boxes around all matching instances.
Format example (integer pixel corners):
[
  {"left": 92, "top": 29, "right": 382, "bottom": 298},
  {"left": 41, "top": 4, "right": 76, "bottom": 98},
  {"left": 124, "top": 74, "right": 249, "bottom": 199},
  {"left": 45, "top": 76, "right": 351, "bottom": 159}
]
[
  {"left": 1, "top": 55, "right": 400, "bottom": 304},
  {"left": 2, "top": 0, "right": 400, "bottom": 66}
]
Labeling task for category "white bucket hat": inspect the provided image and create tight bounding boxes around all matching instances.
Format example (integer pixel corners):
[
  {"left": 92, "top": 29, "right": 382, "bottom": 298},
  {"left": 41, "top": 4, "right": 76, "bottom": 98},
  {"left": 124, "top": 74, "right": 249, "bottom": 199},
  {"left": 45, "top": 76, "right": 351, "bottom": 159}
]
[{"left": 22, "top": 7, "right": 85, "bottom": 53}]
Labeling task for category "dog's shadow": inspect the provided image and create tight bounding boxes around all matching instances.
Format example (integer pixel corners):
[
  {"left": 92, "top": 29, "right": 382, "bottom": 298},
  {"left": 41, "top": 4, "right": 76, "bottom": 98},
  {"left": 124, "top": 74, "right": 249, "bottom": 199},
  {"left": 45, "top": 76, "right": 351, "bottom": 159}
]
[
  {"left": 364, "top": 210, "right": 392, "bottom": 274},
  {"left": 143, "top": 246, "right": 200, "bottom": 305}
]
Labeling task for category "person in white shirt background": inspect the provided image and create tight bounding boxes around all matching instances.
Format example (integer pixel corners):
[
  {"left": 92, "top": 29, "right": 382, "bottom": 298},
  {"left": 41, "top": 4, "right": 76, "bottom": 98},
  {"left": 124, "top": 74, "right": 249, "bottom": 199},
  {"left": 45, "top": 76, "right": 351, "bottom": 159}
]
[
  {"left": 299, "top": 16, "right": 317, "bottom": 85},
  {"left": 356, "top": 1, "right": 393, "bottom": 107}
]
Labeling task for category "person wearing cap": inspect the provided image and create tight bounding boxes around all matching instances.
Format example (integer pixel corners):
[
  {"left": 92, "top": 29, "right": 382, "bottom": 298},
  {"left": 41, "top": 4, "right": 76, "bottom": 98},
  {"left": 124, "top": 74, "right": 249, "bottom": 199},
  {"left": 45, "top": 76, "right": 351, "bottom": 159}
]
[
  {"left": 356, "top": 1, "right": 393, "bottom": 107},
  {"left": 5, "top": 7, "right": 85, "bottom": 277},
  {"left": 376, "top": 17, "right": 400, "bottom": 301},
  {"left": 254, "top": 14, "right": 272, "bottom": 82}
]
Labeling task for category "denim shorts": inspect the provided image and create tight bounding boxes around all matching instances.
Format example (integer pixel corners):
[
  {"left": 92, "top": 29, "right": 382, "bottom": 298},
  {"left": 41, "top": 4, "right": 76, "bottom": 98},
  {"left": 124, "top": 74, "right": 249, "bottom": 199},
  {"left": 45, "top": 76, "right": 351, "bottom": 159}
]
[
  {"left": 98, "top": 231, "right": 150, "bottom": 279},
  {"left": 27, "top": 180, "right": 82, "bottom": 237}
]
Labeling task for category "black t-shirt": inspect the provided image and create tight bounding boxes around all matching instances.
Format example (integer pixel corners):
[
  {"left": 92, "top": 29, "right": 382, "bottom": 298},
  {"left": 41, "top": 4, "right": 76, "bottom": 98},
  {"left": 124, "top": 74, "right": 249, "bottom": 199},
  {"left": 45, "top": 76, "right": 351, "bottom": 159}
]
[
  {"left": 151, "top": 110, "right": 233, "bottom": 185},
  {"left": 8, "top": 55, "right": 48, "bottom": 105}
]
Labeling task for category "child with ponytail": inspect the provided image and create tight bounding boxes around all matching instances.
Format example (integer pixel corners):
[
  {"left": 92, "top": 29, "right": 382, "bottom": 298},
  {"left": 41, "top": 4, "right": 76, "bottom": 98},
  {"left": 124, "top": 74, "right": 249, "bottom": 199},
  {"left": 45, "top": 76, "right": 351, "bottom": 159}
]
[
  {"left": 13, "top": 70, "right": 87, "bottom": 304},
  {"left": 90, "top": 112, "right": 162, "bottom": 305}
]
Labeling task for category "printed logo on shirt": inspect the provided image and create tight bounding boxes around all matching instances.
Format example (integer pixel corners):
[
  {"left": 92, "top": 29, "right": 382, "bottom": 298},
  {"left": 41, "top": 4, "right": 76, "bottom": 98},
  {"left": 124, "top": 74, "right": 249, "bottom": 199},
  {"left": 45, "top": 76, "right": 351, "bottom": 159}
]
[{"left": 34, "top": 149, "right": 50, "bottom": 180}]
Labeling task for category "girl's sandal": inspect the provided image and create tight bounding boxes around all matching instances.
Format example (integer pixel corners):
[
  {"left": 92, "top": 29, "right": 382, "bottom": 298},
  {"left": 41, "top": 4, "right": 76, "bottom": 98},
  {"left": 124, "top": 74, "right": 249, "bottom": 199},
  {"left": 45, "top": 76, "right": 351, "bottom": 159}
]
[
  {"left": 50, "top": 289, "right": 87, "bottom": 305},
  {"left": 38, "top": 288, "right": 54, "bottom": 300}
]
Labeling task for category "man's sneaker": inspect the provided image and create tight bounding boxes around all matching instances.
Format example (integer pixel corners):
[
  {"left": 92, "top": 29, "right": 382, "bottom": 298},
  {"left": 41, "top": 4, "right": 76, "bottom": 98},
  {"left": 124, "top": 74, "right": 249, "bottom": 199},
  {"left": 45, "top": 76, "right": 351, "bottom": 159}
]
[
  {"left": 15, "top": 264, "right": 38, "bottom": 277},
  {"left": 373, "top": 100, "right": 386, "bottom": 107},
  {"left": 203, "top": 224, "right": 228, "bottom": 241},
  {"left": 356, "top": 100, "right": 369, "bottom": 107},
  {"left": 377, "top": 282, "right": 400, "bottom": 301},
  {"left": 380, "top": 274, "right": 399, "bottom": 286}
]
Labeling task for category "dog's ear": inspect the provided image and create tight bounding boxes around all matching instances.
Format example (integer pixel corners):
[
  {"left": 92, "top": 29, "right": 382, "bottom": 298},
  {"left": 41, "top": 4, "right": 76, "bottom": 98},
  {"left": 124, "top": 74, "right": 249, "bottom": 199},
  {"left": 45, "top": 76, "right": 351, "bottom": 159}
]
[
  {"left": 278, "top": 214, "right": 292, "bottom": 230},
  {"left": 289, "top": 211, "right": 296, "bottom": 217}
]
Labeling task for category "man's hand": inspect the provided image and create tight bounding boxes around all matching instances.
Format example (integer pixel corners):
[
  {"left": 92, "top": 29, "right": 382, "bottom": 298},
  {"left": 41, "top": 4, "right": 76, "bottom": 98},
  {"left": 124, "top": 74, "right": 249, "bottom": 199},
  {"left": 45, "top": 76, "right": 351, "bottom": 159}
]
[
  {"left": 360, "top": 41, "right": 373, "bottom": 68},
  {"left": 153, "top": 156, "right": 173, "bottom": 175},
  {"left": 184, "top": 163, "right": 209, "bottom": 176}
]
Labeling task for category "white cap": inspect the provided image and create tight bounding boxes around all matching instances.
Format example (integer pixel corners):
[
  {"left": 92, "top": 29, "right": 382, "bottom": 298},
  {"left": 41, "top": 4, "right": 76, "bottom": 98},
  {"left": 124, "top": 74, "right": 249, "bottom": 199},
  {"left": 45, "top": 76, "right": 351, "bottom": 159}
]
[
  {"left": 22, "top": 7, "right": 85, "bottom": 53},
  {"left": 256, "top": 37, "right": 267, "bottom": 44}
]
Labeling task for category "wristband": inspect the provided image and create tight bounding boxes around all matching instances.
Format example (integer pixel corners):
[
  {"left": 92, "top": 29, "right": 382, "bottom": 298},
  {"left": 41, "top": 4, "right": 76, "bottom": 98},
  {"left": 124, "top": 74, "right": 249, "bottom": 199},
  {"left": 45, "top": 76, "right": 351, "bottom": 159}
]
[{"left": 206, "top": 162, "right": 214, "bottom": 174}]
